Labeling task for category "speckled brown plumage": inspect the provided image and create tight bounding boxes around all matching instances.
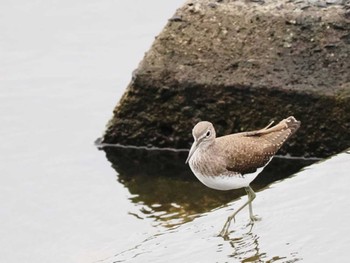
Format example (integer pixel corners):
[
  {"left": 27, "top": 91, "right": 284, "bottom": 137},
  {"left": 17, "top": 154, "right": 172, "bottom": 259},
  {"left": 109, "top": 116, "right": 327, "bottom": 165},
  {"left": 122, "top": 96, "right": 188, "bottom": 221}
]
[
  {"left": 186, "top": 116, "right": 300, "bottom": 182},
  {"left": 215, "top": 116, "right": 300, "bottom": 174}
]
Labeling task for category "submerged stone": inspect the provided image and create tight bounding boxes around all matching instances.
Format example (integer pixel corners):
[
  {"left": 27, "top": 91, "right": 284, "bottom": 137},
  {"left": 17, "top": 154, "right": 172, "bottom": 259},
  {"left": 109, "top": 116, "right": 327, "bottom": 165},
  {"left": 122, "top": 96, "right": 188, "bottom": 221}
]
[{"left": 102, "top": 0, "right": 350, "bottom": 158}]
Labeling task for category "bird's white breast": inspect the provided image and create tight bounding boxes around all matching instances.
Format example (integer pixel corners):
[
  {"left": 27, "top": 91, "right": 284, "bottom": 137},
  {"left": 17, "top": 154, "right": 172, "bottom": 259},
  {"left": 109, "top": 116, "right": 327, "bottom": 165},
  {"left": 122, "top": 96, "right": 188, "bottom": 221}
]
[
  {"left": 189, "top": 164, "right": 264, "bottom": 190},
  {"left": 189, "top": 150, "right": 272, "bottom": 191}
]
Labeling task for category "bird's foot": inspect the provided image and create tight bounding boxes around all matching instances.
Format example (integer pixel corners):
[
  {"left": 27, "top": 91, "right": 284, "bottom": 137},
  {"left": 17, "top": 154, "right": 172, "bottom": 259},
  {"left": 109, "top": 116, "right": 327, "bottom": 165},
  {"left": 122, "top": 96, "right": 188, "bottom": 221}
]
[
  {"left": 218, "top": 215, "right": 235, "bottom": 237},
  {"left": 218, "top": 229, "right": 229, "bottom": 238},
  {"left": 250, "top": 215, "right": 261, "bottom": 222},
  {"left": 218, "top": 227, "right": 233, "bottom": 239}
]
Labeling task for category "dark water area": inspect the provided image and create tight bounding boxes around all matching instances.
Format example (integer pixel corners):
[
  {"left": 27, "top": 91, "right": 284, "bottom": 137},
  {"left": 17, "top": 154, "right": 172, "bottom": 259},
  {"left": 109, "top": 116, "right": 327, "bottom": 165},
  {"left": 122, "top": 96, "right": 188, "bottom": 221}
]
[{"left": 100, "top": 144, "right": 317, "bottom": 228}]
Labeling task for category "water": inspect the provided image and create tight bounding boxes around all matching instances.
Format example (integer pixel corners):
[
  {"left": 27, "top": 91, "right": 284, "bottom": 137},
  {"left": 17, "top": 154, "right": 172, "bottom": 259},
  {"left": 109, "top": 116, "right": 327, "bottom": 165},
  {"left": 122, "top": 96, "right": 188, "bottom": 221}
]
[
  {"left": 98, "top": 150, "right": 350, "bottom": 263},
  {"left": 1, "top": 1, "right": 349, "bottom": 263},
  {"left": 100, "top": 145, "right": 316, "bottom": 228},
  {"left": 0, "top": 1, "right": 185, "bottom": 262}
]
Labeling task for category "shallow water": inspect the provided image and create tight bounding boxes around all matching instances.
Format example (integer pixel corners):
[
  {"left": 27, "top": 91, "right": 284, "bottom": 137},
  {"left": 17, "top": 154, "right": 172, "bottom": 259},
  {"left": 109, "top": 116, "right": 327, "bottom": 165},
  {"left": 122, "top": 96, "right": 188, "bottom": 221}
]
[
  {"left": 1, "top": 1, "right": 349, "bottom": 263},
  {"left": 98, "top": 150, "right": 350, "bottom": 263}
]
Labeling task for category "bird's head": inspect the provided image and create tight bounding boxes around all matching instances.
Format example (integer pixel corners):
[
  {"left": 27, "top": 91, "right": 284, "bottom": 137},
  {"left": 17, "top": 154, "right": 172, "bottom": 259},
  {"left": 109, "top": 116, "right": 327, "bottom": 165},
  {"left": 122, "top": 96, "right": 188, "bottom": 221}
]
[{"left": 185, "top": 121, "right": 216, "bottom": 164}]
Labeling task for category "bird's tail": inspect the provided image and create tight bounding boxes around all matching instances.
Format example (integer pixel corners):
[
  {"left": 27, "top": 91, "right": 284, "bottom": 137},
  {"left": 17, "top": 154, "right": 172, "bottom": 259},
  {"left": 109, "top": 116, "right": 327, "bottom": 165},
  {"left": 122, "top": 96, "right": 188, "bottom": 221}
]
[{"left": 244, "top": 116, "right": 300, "bottom": 147}]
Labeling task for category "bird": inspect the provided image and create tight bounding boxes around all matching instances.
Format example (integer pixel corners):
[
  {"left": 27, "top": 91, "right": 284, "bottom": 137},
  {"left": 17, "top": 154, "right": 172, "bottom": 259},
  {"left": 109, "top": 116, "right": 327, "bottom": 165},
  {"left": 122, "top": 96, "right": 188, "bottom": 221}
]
[{"left": 185, "top": 116, "right": 300, "bottom": 236}]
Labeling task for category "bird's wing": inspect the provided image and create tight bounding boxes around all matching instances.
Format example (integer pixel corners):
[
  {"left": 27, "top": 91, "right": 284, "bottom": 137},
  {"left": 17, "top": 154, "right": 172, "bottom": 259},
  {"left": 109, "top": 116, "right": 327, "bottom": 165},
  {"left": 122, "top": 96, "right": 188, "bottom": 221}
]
[
  {"left": 217, "top": 116, "right": 300, "bottom": 174},
  {"left": 217, "top": 136, "right": 275, "bottom": 174}
]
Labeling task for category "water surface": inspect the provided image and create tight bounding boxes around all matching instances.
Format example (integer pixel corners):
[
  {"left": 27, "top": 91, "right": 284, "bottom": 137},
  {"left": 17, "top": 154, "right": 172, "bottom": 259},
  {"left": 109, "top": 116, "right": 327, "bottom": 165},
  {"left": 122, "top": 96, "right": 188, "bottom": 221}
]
[
  {"left": 98, "top": 150, "right": 350, "bottom": 263},
  {"left": 0, "top": 1, "right": 185, "bottom": 262}
]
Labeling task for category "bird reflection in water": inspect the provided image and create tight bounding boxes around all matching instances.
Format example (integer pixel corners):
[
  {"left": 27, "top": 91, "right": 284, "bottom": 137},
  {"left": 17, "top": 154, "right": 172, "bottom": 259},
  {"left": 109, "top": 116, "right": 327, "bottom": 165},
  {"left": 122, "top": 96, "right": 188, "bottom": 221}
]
[{"left": 100, "top": 144, "right": 315, "bottom": 229}]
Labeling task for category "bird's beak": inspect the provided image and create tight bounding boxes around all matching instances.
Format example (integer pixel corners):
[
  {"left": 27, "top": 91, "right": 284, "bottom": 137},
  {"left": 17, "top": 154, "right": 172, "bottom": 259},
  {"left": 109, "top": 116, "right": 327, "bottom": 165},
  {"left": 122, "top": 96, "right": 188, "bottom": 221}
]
[{"left": 185, "top": 141, "right": 199, "bottom": 164}]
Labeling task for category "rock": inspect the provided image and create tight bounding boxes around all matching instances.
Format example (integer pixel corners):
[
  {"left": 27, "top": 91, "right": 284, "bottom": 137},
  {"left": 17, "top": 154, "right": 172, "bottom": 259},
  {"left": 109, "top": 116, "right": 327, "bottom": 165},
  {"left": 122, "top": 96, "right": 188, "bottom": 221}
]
[
  {"left": 102, "top": 0, "right": 350, "bottom": 158},
  {"left": 168, "top": 15, "right": 183, "bottom": 22}
]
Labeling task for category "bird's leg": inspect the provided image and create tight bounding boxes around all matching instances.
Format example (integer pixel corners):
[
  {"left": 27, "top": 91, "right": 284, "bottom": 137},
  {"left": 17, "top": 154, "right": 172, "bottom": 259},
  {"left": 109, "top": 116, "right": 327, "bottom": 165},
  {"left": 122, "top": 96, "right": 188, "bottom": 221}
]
[
  {"left": 219, "top": 216, "right": 234, "bottom": 238},
  {"left": 219, "top": 186, "right": 260, "bottom": 237},
  {"left": 219, "top": 192, "right": 252, "bottom": 237},
  {"left": 245, "top": 186, "right": 260, "bottom": 222}
]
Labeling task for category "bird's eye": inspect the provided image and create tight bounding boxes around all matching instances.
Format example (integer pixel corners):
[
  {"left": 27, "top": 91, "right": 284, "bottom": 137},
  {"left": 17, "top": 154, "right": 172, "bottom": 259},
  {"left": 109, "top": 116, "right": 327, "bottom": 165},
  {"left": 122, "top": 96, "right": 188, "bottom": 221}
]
[{"left": 206, "top": 131, "right": 211, "bottom": 137}]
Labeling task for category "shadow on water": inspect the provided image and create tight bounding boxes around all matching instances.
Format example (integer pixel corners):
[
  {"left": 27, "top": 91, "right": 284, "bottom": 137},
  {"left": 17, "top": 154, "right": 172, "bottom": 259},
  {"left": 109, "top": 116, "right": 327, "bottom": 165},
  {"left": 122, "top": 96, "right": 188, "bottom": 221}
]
[{"left": 100, "top": 144, "right": 317, "bottom": 228}]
